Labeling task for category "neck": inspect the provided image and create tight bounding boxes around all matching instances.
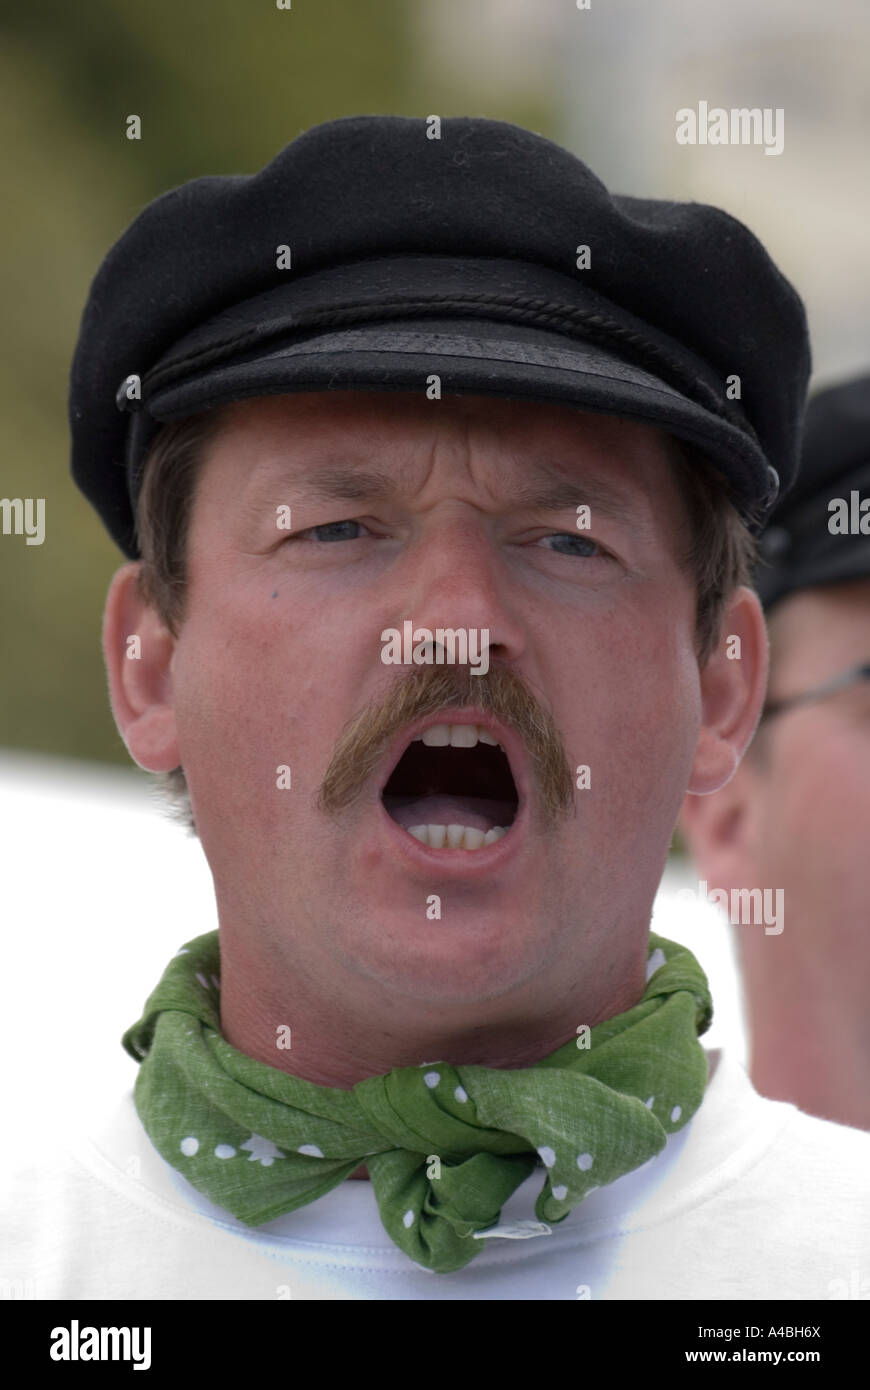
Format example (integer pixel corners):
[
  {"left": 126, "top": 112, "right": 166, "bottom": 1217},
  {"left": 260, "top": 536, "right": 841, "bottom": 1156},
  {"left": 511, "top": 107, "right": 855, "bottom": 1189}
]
[
  {"left": 737, "top": 929, "right": 870, "bottom": 1129},
  {"left": 216, "top": 926, "right": 649, "bottom": 1091}
]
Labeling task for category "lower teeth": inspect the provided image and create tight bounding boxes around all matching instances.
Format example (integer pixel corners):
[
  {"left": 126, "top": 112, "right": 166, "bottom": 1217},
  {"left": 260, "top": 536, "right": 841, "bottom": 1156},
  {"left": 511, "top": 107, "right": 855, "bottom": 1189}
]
[{"left": 406, "top": 824, "right": 509, "bottom": 850}]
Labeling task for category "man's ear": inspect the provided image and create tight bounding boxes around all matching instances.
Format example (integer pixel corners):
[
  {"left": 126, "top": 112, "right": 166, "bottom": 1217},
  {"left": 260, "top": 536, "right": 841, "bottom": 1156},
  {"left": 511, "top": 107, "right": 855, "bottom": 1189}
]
[
  {"left": 686, "top": 585, "right": 768, "bottom": 795},
  {"left": 679, "top": 762, "right": 753, "bottom": 893},
  {"left": 102, "top": 562, "right": 181, "bottom": 772}
]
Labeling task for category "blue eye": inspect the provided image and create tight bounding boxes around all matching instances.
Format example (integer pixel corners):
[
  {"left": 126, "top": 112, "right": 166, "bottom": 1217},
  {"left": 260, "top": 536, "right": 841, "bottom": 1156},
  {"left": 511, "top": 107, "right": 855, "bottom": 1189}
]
[
  {"left": 310, "top": 520, "right": 366, "bottom": 542},
  {"left": 540, "top": 533, "right": 606, "bottom": 558}
]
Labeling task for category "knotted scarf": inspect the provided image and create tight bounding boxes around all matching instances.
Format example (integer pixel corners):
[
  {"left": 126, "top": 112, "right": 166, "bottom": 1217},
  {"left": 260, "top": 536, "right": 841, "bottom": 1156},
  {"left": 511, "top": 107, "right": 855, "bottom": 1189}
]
[{"left": 122, "top": 931, "right": 712, "bottom": 1273}]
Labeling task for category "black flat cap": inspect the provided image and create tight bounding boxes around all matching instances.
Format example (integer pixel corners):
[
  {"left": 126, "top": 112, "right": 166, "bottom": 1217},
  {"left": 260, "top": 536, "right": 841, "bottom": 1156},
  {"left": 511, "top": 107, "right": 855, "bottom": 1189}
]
[
  {"left": 69, "top": 114, "right": 811, "bottom": 558},
  {"left": 755, "top": 373, "right": 870, "bottom": 610}
]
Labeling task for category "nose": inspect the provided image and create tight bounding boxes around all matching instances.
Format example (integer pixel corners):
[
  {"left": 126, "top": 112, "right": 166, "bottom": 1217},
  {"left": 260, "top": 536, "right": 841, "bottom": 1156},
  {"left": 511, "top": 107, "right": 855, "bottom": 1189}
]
[{"left": 395, "top": 508, "right": 528, "bottom": 670}]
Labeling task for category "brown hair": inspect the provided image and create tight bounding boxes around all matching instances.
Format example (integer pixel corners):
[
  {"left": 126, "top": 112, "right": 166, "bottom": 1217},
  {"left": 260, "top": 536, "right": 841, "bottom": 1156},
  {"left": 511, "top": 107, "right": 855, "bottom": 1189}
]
[
  {"left": 134, "top": 408, "right": 228, "bottom": 638},
  {"left": 132, "top": 408, "right": 759, "bottom": 833},
  {"left": 667, "top": 442, "right": 760, "bottom": 663}
]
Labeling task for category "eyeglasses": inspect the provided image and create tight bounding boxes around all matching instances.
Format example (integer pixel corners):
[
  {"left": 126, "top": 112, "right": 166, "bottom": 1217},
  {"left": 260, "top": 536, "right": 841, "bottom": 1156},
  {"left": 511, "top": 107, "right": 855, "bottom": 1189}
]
[{"left": 760, "top": 662, "right": 870, "bottom": 722}]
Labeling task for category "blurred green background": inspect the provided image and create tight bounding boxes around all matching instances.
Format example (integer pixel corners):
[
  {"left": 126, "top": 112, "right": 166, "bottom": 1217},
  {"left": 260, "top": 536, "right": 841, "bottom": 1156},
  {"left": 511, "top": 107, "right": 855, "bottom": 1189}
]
[{"left": 3, "top": 0, "right": 868, "bottom": 770}]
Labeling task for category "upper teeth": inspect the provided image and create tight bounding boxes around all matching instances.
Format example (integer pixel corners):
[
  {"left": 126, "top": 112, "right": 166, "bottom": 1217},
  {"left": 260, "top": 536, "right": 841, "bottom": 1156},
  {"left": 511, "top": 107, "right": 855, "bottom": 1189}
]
[{"left": 414, "top": 723, "right": 500, "bottom": 748}]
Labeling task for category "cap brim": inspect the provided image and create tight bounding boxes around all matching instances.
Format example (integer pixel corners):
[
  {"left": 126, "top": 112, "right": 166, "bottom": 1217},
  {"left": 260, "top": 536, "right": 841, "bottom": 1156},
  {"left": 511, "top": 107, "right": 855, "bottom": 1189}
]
[{"left": 126, "top": 255, "right": 775, "bottom": 532}]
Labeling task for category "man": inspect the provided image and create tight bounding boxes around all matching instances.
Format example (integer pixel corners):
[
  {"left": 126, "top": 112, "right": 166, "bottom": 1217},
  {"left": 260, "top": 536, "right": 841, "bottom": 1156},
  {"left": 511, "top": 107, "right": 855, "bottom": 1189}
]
[
  {"left": 680, "top": 375, "right": 870, "bottom": 1132},
  {"left": 4, "top": 115, "right": 869, "bottom": 1300}
]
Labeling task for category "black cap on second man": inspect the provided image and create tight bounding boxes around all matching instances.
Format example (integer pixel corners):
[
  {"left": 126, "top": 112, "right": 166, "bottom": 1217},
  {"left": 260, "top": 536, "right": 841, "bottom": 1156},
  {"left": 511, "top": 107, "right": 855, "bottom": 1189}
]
[
  {"left": 69, "top": 114, "right": 812, "bottom": 558},
  {"left": 755, "top": 373, "right": 870, "bottom": 611}
]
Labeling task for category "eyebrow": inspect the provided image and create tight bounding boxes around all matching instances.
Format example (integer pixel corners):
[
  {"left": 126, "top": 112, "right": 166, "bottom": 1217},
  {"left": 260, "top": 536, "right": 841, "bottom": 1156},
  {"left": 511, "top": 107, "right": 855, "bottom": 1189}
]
[
  {"left": 510, "top": 474, "right": 639, "bottom": 526},
  {"left": 295, "top": 466, "right": 398, "bottom": 502},
  {"left": 290, "top": 463, "right": 642, "bottom": 527}
]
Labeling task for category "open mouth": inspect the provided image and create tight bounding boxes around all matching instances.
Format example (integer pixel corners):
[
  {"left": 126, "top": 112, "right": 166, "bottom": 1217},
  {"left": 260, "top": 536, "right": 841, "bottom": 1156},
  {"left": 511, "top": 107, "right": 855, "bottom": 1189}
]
[{"left": 380, "top": 721, "right": 520, "bottom": 851}]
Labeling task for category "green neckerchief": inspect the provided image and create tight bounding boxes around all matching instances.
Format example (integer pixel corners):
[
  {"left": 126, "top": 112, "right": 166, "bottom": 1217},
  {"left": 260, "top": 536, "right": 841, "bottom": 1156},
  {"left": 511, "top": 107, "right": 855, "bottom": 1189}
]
[{"left": 122, "top": 931, "right": 712, "bottom": 1274}]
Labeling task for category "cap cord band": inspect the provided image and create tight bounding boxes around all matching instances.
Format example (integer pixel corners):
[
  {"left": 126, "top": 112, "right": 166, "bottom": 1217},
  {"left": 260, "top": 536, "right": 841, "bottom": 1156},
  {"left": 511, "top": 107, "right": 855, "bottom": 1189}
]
[{"left": 130, "top": 290, "right": 758, "bottom": 448}]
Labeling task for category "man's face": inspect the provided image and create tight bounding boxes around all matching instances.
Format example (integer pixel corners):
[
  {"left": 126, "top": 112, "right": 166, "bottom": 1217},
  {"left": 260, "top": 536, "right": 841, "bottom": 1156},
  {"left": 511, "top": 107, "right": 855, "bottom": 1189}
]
[
  {"left": 154, "top": 391, "right": 706, "bottom": 1007},
  {"left": 736, "top": 579, "right": 870, "bottom": 949}
]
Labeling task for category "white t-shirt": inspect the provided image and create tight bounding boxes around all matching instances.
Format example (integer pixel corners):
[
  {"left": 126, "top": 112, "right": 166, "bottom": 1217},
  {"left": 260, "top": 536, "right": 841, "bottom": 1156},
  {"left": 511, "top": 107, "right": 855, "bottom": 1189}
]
[{"left": 3, "top": 1048, "right": 868, "bottom": 1301}]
